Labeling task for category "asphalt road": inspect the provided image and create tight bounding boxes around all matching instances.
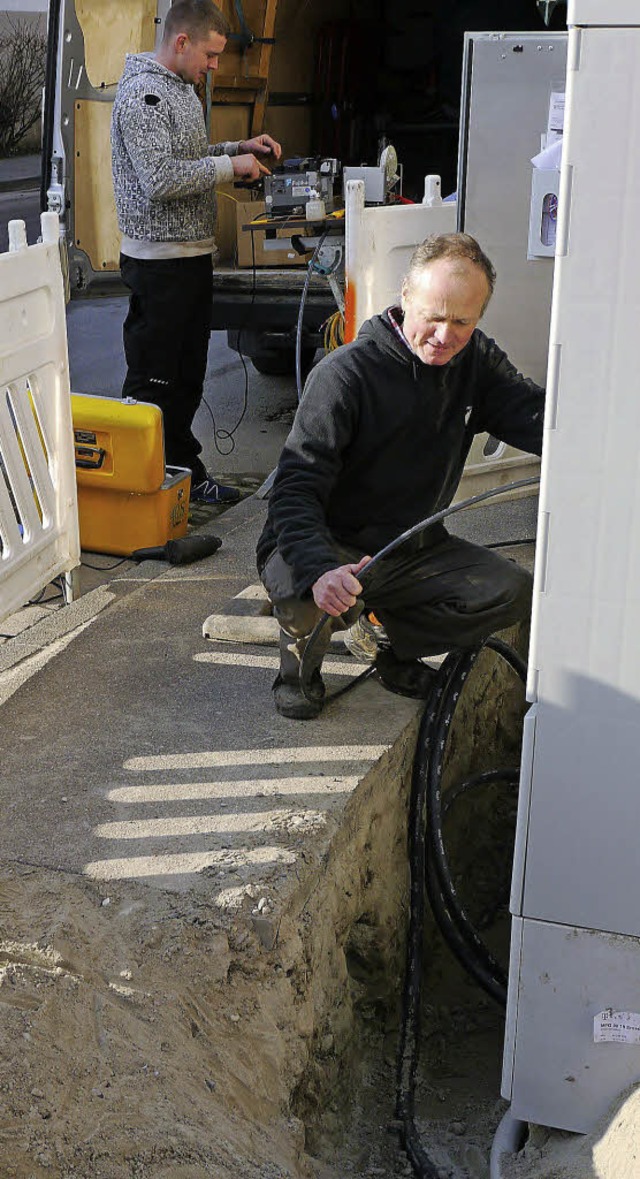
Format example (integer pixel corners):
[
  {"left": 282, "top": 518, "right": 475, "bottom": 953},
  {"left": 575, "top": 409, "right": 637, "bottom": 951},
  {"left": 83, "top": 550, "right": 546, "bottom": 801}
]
[
  {"left": 66, "top": 296, "right": 298, "bottom": 482},
  {"left": 0, "top": 187, "right": 299, "bottom": 482},
  {"left": 0, "top": 187, "right": 41, "bottom": 250}
]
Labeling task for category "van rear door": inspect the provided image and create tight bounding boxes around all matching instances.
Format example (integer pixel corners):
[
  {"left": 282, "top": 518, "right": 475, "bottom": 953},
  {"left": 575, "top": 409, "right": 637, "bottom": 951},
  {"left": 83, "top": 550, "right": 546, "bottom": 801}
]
[{"left": 43, "top": 0, "right": 167, "bottom": 292}]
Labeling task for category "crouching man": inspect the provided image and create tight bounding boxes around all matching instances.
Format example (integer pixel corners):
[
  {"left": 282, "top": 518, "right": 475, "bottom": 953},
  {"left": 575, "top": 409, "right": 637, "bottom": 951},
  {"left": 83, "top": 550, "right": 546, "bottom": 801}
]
[{"left": 256, "top": 233, "right": 545, "bottom": 719}]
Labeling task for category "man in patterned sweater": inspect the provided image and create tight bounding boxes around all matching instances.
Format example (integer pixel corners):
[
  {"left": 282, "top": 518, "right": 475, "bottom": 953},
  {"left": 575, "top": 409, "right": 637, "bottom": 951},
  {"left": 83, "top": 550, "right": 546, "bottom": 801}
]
[{"left": 111, "top": 0, "right": 281, "bottom": 503}]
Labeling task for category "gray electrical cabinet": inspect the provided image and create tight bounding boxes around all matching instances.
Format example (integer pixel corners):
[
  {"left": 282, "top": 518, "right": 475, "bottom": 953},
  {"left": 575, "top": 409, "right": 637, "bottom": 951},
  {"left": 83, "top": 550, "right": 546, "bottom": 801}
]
[
  {"left": 458, "top": 31, "right": 567, "bottom": 385},
  {"left": 503, "top": 0, "right": 640, "bottom": 1134}
]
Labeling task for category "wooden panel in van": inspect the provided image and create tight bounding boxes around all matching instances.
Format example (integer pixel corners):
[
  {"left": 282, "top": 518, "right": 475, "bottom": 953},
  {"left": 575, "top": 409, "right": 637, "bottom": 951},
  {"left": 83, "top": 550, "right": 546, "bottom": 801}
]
[
  {"left": 75, "top": 0, "right": 157, "bottom": 89},
  {"left": 74, "top": 100, "right": 120, "bottom": 271}
]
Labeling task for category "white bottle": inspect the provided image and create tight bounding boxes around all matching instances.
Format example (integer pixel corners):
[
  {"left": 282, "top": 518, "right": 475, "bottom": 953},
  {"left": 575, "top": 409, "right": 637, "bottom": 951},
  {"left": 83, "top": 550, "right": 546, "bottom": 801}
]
[
  {"left": 305, "top": 190, "right": 326, "bottom": 221},
  {"left": 422, "top": 175, "right": 442, "bottom": 207}
]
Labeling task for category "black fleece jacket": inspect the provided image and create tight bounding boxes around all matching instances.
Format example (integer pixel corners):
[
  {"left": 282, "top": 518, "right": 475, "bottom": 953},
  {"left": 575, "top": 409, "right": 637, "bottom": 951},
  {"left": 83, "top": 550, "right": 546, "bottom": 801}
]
[{"left": 257, "top": 308, "right": 544, "bottom": 597}]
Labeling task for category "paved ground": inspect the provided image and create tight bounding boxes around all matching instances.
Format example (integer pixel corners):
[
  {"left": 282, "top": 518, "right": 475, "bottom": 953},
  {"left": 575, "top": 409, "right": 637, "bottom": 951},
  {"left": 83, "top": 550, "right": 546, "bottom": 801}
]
[{"left": 0, "top": 490, "right": 421, "bottom": 895}]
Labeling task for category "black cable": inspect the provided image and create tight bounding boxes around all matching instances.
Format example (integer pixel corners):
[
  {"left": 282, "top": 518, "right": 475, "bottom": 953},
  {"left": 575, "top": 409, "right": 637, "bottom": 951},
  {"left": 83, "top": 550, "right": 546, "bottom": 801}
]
[
  {"left": 28, "top": 585, "right": 64, "bottom": 605},
  {"left": 299, "top": 475, "right": 540, "bottom": 701},
  {"left": 424, "top": 647, "right": 509, "bottom": 998},
  {"left": 425, "top": 639, "right": 526, "bottom": 994},
  {"left": 200, "top": 206, "right": 265, "bottom": 460},
  {"left": 81, "top": 557, "right": 128, "bottom": 571},
  {"left": 199, "top": 362, "right": 248, "bottom": 457},
  {"left": 362, "top": 477, "right": 540, "bottom": 576},
  {"left": 324, "top": 662, "right": 376, "bottom": 701},
  {"left": 485, "top": 634, "right": 528, "bottom": 683},
  {"left": 201, "top": 231, "right": 255, "bottom": 458},
  {"left": 396, "top": 636, "right": 526, "bottom": 1177},
  {"left": 423, "top": 636, "right": 527, "bottom": 999},
  {"left": 442, "top": 767, "right": 520, "bottom": 817},
  {"left": 396, "top": 655, "right": 458, "bottom": 1178},
  {"left": 487, "top": 537, "right": 536, "bottom": 550}
]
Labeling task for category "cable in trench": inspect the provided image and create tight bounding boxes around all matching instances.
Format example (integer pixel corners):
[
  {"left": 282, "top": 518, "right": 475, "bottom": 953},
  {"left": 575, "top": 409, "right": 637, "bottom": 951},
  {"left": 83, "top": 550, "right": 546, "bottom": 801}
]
[
  {"left": 295, "top": 478, "right": 537, "bottom": 1172},
  {"left": 396, "top": 635, "right": 527, "bottom": 1178}
]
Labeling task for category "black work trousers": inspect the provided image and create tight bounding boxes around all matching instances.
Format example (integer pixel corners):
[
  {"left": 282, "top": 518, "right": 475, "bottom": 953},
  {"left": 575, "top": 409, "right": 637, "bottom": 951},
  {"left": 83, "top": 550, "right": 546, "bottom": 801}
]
[
  {"left": 260, "top": 531, "right": 532, "bottom": 670},
  {"left": 120, "top": 253, "right": 213, "bottom": 482}
]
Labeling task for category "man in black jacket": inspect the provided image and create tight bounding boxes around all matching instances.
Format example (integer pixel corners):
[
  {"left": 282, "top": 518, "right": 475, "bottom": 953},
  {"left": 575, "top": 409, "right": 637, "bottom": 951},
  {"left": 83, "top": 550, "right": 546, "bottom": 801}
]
[{"left": 257, "top": 233, "right": 544, "bottom": 719}]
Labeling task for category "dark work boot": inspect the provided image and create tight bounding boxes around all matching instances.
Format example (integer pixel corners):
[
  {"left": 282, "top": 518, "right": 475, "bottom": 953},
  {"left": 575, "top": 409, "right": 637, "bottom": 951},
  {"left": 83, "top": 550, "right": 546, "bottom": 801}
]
[
  {"left": 375, "top": 647, "right": 436, "bottom": 700},
  {"left": 273, "top": 668, "right": 326, "bottom": 720},
  {"left": 273, "top": 627, "right": 329, "bottom": 720}
]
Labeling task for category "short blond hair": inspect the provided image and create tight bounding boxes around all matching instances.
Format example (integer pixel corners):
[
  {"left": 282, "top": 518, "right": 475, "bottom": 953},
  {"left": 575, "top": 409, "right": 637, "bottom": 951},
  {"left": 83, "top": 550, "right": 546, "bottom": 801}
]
[
  {"left": 163, "top": 0, "right": 230, "bottom": 43},
  {"left": 404, "top": 233, "right": 496, "bottom": 312}
]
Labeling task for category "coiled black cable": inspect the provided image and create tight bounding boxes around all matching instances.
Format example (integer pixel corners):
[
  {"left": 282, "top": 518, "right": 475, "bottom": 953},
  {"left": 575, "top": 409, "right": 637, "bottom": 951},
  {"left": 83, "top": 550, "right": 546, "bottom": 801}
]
[
  {"left": 396, "top": 634, "right": 526, "bottom": 1178},
  {"left": 293, "top": 477, "right": 537, "bottom": 1174},
  {"left": 425, "top": 648, "right": 508, "bottom": 1000}
]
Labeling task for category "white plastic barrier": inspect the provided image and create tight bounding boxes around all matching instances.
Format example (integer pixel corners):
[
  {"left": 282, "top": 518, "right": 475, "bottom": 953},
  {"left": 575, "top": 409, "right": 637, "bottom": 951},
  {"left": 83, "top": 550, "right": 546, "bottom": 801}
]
[
  {"left": 343, "top": 179, "right": 540, "bottom": 503},
  {"left": 343, "top": 178, "right": 457, "bottom": 339},
  {"left": 0, "top": 212, "right": 80, "bottom": 624}
]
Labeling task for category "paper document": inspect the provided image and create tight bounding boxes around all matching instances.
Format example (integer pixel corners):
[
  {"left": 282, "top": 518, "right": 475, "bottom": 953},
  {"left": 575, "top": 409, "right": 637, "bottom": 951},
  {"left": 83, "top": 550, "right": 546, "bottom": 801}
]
[
  {"left": 531, "top": 138, "right": 563, "bottom": 171},
  {"left": 548, "top": 90, "right": 565, "bottom": 137}
]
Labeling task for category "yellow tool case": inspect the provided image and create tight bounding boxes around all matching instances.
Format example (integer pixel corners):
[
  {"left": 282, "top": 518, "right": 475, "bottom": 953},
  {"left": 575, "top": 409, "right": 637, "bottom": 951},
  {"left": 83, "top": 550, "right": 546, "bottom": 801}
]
[{"left": 71, "top": 393, "right": 191, "bottom": 556}]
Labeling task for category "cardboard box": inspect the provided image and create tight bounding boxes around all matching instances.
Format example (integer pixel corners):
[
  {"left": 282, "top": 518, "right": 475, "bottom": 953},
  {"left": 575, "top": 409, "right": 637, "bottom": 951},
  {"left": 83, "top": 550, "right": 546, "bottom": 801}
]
[{"left": 235, "top": 200, "right": 305, "bottom": 267}]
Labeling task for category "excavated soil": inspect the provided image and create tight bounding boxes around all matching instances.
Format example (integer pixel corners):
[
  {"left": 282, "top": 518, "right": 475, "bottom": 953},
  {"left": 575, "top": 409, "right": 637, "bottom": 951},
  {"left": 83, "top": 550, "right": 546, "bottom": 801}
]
[{"left": 0, "top": 629, "right": 528, "bottom": 1179}]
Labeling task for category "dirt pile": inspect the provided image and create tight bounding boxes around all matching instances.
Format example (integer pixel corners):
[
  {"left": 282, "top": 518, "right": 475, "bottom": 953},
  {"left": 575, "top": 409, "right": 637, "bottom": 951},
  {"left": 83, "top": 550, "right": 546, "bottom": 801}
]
[
  {"left": 0, "top": 727, "right": 418, "bottom": 1179},
  {"left": 503, "top": 1085, "right": 640, "bottom": 1179},
  {"left": 0, "top": 866, "right": 305, "bottom": 1177}
]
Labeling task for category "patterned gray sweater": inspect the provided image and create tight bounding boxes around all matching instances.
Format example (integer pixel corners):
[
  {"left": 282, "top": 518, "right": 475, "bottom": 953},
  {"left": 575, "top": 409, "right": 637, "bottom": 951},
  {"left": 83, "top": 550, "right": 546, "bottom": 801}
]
[{"left": 111, "top": 54, "right": 239, "bottom": 252}]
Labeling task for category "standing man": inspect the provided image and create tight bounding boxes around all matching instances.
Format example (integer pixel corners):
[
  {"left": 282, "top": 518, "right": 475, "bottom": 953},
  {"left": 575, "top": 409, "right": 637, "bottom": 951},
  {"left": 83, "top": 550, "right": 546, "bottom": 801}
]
[
  {"left": 257, "top": 233, "right": 545, "bottom": 719},
  {"left": 111, "top": 0, "right": 282, "bottom": 503}
]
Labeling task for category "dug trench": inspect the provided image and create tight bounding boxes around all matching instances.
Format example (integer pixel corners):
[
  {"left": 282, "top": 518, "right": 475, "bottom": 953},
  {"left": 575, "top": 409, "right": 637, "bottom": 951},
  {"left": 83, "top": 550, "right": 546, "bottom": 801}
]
[{"left": 0, "top": 623, "right": 526, "bottom": 1179}]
